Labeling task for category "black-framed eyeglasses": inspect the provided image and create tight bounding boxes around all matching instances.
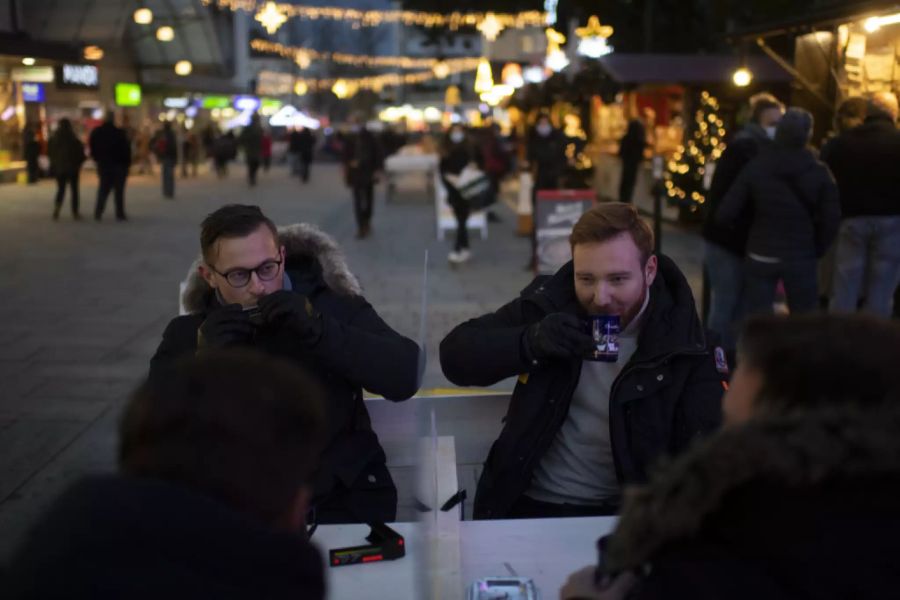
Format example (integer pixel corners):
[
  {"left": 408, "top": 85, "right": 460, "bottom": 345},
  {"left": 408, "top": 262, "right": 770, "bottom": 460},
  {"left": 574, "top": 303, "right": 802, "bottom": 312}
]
[{"left": 210, "top": 258, "right": 282, "bottom": 288}]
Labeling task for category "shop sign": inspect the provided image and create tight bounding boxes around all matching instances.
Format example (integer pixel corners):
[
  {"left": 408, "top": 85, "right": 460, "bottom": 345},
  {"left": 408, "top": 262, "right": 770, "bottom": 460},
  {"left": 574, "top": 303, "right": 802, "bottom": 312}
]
[
  {"left": 11, "top": 66, "right": 54, "bottom": 83},
  {"left": 163, "top": 97, "right": 190, "bottom": 109},
  {"left": 22, "top": 82, "right": 45, "bottom": 103},
  {"left": 57, "top": 64, "right": 99, "bottom": 89},
  {"left": 201, "top": 95, "right": 230, "bottom": 109},
  {"left": 115, "top": 82, "right": 142, "bottom": 107},
  {"left": 233, "top": 95, "right": 260, "bottom": 111}
]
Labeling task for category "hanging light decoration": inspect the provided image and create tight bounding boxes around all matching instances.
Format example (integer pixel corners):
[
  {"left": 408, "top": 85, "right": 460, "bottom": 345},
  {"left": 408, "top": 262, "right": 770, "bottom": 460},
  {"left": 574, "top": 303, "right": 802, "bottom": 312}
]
[
  {"left": 445, "top": 85, "right": 461, "bottom": 106},
  {"left": 255, "top": 1, "right": 288, "bottom": 34},
  {"left": 294, "top": 81, "right": 308, "bottom": 95},
  {"left": 174, "top": 60, "right": 193, "bottom": 76},
  {"left": 477, "top": 12, "right": 504, "bottom": 41},
  {"left": 732, "top": 67, "right": 753, "bottom": 87},
  {"left": 544, "top": 28, "right": 569, "bottom": 72},
  {"left": 294, "top": 51, "right": 312, "bottom": 69},
  {"left": 432, "top": 59, "right": 450, "bottom": 79},
  {"left": 501, "top": 63, "right": 524, "bottom": 88},
  {"left": 134, "top": 8, "right": 153, "bottom": 25},
  {"left": 575, "top": 16, "right": 614, "bottom": 58},
  {"left": 474, "top": 58, "right": 494, "bottom": 94},
  {"left": 332, "top": 79, "right": 358, "bottom": 99},
  {"left": 156, "top": 26, "right": 175, "bottom": 42},
  {"left": 21, "top": 57, "right": 36, "bottom": 66},
  {"left": 83, "top": 45, "right": 104, "bottom": 61}
]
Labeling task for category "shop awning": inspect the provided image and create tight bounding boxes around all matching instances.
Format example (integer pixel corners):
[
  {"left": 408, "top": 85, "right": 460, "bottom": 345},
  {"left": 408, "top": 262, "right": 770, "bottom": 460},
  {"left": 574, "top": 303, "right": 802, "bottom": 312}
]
[
  {"left": 729, "top": 0, "right": 900, "bottom": 40},
  {"left": 595, "top": 54, "right": 792, "bottom": 85}
]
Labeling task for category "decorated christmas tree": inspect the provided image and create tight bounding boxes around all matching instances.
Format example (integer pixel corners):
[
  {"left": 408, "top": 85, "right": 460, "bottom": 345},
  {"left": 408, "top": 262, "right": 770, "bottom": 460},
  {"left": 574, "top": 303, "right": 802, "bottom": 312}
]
[{"left": 665, "top": 90, "right": 726, "bottom": 214}]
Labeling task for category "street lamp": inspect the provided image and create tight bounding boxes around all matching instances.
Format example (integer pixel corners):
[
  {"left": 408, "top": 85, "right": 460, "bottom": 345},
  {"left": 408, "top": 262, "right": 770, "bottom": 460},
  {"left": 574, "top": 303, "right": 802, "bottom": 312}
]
[
  {"left": 83, "top": 45, "right": 104, "bottom": 61},
  {"left": 732, "top": 67, "right": 753, "bottom": 87},
  {"left": 174, "top": 60, "right": 192, "bottom": 76},
  {"left": 134, "top": 8, "right": 153, "bottom": 25},
  {"left": 21, "top": 57, "right": 36, "bottom": 66},
  {"left": 157, "top": 26, "right": 175, "bottom": 42}
]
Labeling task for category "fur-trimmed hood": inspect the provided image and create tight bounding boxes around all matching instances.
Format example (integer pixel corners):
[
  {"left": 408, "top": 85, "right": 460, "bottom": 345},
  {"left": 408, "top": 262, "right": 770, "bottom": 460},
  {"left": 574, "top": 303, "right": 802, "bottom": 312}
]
[
  {"left": 603, "top": 406, "right": 900, "bottom": 574},
  {"left": 181, "top": 223, "right": 361, "bottom": 314}
]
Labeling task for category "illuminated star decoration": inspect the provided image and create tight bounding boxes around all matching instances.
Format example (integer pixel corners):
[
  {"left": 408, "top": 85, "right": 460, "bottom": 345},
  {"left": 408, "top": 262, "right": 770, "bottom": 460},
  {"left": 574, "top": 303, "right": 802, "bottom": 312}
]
[
  {"left": 478, "top": 12, "right": 504, "bottom": 41},
  {"left": 256, "top": 1, "right": 288, "bottom": 35},
  {"left": 545, "top": 28, "right": 569, "bottom": 72},
  {"left": 294, "top": 51, "right": 312, "bottom": 69},
  {"left": 575, "top": 15, "right": 614, "bottom": 58}
]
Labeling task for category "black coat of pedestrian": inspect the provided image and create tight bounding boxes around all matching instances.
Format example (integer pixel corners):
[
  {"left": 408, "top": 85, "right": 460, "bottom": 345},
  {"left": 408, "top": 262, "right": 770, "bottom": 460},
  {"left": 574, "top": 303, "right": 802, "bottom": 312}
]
[
  {"left": 150, "top": 225, "right": 419, "bottom": 523},
  {"left": 6, "top": 475, "right": 325, "bottom": 600},
  {"left": 48, "top": 126, "right": 85, "bottom": 176},
  {"left": 89, "top": 121, "right": 131, "bottom": 167},
  {"left": 342, "top": 128, "right": 382, "bottom": 187},
  {"left": 717, "top": 146, "right": 841, "bottom": 260},
  {"left": 702, "top": 123, "right": 772, "bottom": 256},
  {"left": 528, "top": 128, "right": 567, "bottom": 189},
  {"left": 440, "top": 255, "right": 725, "bottom": 519},
  {"left": 600, "top": 407, "right": 900, "bottom": 600},
  {"left": 298, "top": 128, "right": 316, "bottom": 162},
  {"left": 822, "top": 114, "right": 900, "bottom": 218},
  {"left": 152, "top": 126, "right": 178, "bottom": 161}
]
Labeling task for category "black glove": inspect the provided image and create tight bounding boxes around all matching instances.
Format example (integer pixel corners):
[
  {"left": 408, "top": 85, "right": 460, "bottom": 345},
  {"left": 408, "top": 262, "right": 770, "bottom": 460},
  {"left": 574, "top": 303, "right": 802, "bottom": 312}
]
[
  {"left": 197, "top": 304, "right": 255, "bottom": 349},
  {"left": 258, "top": 290, "right": 323, "bottom": 344},
  {"left": 523, "top": 313, "right": 594, "bottom": 361}
]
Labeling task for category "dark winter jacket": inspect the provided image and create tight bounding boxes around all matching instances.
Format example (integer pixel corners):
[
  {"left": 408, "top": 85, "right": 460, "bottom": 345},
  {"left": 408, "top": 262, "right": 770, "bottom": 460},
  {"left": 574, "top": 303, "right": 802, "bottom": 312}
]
[
  {"left": 153, "top": 127, "right": 178, "bottom": 161},
  {"left": 702, "top": 123, "right": 772, "bottom": 256},
  {"left": 342, "top": 129, "right": 383, "bottom": 187},
  {"left": 618, "top": 119, "right": 647, "bottom": 163},
  {"left": 717, "top": 146, "right": 840, "bottom": 260},
  {"left": 48, "top": 130, "right": 85, "bottom": 176},
  {"left": 440, "top": 141, "right": 472, "bottom": 206},
  {"left": 600, "top": 406, "right": 900, "bottom": 600},
  {"left": 440, "top": 255, "right": 725, "bottom": 519},
  {"left": 239, "top": 122, "right": 263, "bottom": 162},
  {"left": 822, "top": 115, "right": 900, "bottom": 218},
  {"left": 6, "top": 475, "right": 325, "bottom": 600},
  {"left": 528, "top": 129, "right": 567, "bottom": 188},
  {"left": 149, "top": 225, "right": 420, "bottom": 522},
  {"left": 89, "top": 121, "right": 131, "bottom": 167}
]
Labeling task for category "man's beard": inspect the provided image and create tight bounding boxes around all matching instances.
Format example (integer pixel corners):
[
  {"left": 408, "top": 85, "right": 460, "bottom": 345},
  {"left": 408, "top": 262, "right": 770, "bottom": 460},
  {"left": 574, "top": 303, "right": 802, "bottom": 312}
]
[{"left": 619, "top": 281, "right": 649, "bottom": 330}]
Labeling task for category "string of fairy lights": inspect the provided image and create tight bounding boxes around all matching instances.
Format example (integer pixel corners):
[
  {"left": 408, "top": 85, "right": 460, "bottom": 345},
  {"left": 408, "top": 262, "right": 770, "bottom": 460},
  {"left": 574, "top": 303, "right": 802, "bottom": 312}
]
[{"left": 201, "top": 0, "right": 547, "bottom": 39}]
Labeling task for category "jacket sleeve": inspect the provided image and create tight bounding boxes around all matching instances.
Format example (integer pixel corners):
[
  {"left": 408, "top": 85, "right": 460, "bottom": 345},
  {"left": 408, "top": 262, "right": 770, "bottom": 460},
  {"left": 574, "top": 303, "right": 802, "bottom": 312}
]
[
  {"left": 672, "top": 349, "right": 725, "bottom": 453},
  {"left": 714, "top": 166, "right": 752, "bottom": 228},
  {"left": 814, "top": 170, "right": 842, "bottom": 257},
  {"left": 705, "top": 141, "right": 748, "bottom": 212},
  {"left": 148, "top": 317, "right": 198, "bottom": 380},
  {"left": 311, "top": 298, "right": 420, "bottom": 401},
  {"left": 439, "top": 296, "right": 538, "bottom": 387}
]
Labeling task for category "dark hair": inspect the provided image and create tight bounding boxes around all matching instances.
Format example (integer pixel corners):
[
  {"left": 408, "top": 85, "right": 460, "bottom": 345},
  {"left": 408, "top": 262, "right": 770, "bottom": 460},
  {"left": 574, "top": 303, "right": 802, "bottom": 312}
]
[
  {"left": 749, "top": 92, "right": 785, "bottom": 123},
  {"left": 836, "top": 97, "right": 867, "bottom": 122},
  {"left": 120, "top": 350, "right": 326, "bottom": 527},
  {"left": 775, "top": 107, "right": 813, "bottom": 149},
  {"left": 570, "top": 202, "right": 655, "bottom": 265},
  {"left": 200, "top": 204, "right": 279, "bottom": 265},
  {"left": 56, "top": 118, "right": 73, "bottom": 135},
  {"left": 738, "top": 314, "right": 900, "bottom": 415}
]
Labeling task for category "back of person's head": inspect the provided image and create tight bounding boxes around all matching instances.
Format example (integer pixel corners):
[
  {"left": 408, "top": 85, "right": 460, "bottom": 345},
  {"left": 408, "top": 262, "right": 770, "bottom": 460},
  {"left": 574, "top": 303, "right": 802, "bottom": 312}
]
[
  {"left": 737, "top": 314, "right": 900, "bottom": 417},
  {"left": 105, "top": 111, "right": 116, "bottom": 124},
  {"left": 569, "top": 202, "right": 655, "bottom": 265},
  {"left": 120, "top": 350, "right": 325, "bottom": 528},
  {"left": 836, "top": 96, "right": 867, "bottom": 131},
  {"left": 199, "top": 204, "right": 279, "bottom": 265},
  {"left": 868, "top": 91, "right": 899, "bottom": 123},
  {"left": 775, "top": 107, "right": 813, "bottom": 148},
  {"left": 749, "top": 92, "right": 785, "bottom": 124},
  {"left": 57, "top": 118, "right": 73, "bottom": 135}
]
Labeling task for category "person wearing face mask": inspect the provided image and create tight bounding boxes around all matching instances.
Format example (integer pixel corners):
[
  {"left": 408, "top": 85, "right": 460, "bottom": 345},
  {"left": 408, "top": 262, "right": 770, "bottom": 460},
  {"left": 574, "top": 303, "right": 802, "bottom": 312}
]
[
  {"left": 702, "top": 93, "right": 784, "bottom": 360},
  {"left": 440, "top": 125, "right": 475, "bottom": 263},
  {"left": 149, "top": 204, "right": 420, "bottom": 525},
  {"left": 526, "top": 115, "right": 568, "bottom": 269},
  {"left": 440, "top": 203, "right": 725, "bottom": 520},
  {"left": 561, "top": 314, "right": 900, "bottom": 600},
  {"left": 717, "top": 108, "right": 841, "bottom": 317}
]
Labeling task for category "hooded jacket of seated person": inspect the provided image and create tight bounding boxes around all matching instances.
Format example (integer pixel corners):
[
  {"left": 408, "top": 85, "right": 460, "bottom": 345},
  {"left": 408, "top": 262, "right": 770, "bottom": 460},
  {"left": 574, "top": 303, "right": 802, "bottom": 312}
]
[{"left": 150, "top": 223, "right": 420, "bottom": 524}]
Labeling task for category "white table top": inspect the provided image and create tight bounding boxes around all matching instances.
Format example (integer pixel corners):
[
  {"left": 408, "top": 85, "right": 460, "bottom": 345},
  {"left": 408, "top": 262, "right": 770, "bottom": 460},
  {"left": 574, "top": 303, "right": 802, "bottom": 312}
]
[
  {"left": 314, "top": 522, "right": 421, "bottom": 599},
  {"left": 460, "top": 516, "right": 618, "bottom": 598}
]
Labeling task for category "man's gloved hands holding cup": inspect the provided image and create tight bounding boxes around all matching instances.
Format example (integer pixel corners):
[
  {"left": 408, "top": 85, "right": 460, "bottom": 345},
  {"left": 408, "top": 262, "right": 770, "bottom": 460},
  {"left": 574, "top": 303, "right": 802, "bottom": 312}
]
[
  {"left": 258, "top": 290, "right": 323, "bottom": 345},
  {"left": 523, "top": 313, "right": 594, "bottom": 362},
  {"left": 197, "top": 304, "right": 256, "bottom": 348},
  {"left": 197, "top": 291, "right": 323, "bottom": 349}
]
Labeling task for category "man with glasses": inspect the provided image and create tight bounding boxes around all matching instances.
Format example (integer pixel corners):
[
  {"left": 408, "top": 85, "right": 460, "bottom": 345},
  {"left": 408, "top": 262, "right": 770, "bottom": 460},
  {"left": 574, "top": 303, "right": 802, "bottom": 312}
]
[{"left": 150, "top": 204, "right": 420, "bottom": 524}]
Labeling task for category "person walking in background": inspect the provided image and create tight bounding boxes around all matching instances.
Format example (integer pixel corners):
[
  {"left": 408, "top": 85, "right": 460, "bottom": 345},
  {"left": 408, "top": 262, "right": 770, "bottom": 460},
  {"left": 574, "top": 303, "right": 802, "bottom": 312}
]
[
  {"left": 342, "top": 116, "right": 382, "bottom": 239},
  {"left": 23, "top": 124, "right": 40, "bottom": 184},
  {"left": 617, "top": 114, "right": 648, "bottom": 204},
  {"left": 89, "top": 112, "right": 131, "bottom": 222},
  {"left": 181, "top": 128, "right": 199, "bottom": 178},
  {"left": 824, "top": 92, "right": 900, "bottom": 318},
  {"left": 440, "top": 124, "right": 474, "bottom": 264},
  {"left": 287, "top": 127, "right": 302, "bottom": 176},
  {"left": 261, "top": 128, "right": 273, "bottom": 172},
  {"left": 479, "top": 123, "right": 510, "bottom": 223},
  {"left": 817, "top": 97, "right": 867, "bottom": 308},
  {"left": 238, "top": 114, "right": 264, "bottom": 186},
  {"left": 702, "top": 92, "right": 784, "bottom": 357},
  {"left": 717, "top": 108, "right": 841, "bottom": 316},
  {"left": 133, "top": 126, "right": 154, "bottom": 176},
  {"left": 213, "top": 131, "right": 234, "bottom": 179},
  {"left": 153, "top": 121, "right": 177, "bottom": 199},
  {"left": 48, "top": 119, "right": 85, "bottom": 221},
  {"left": 527, "top": 114, "right": 567, "bottom": 269},
  {"left": 297, "top": 126, "right": 316, "bottom": 183}
]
